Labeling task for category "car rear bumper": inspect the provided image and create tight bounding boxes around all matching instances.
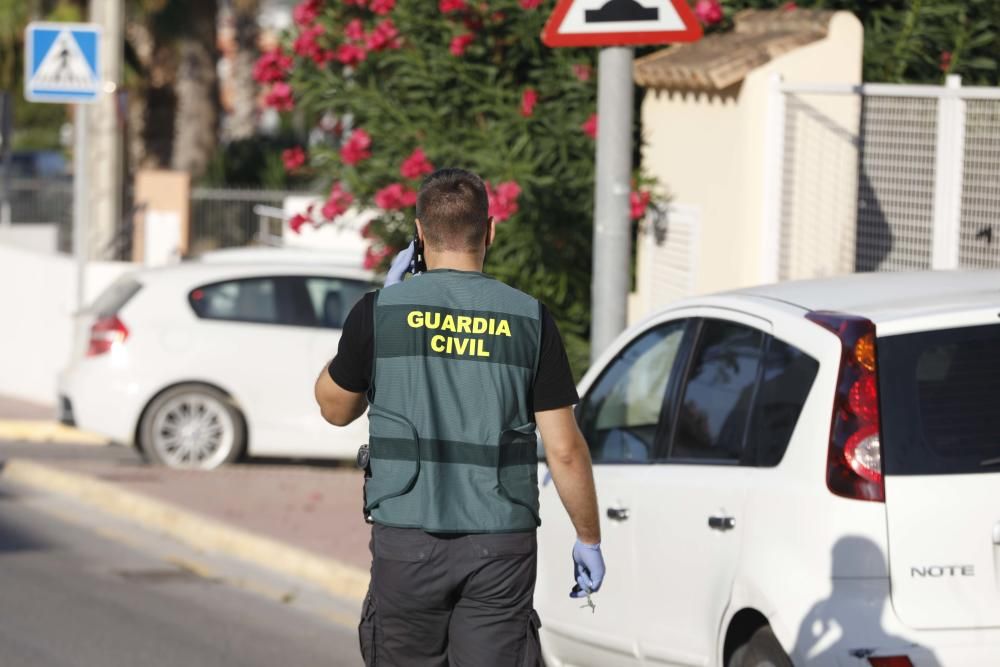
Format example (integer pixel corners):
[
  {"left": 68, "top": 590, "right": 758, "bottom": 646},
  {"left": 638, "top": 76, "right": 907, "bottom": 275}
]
[
  {"left": 780, "top": 578, "right": 1000, "bottom": 666},
  {"left": 58, "top": 360, "right": 145, "bottom": 445}
]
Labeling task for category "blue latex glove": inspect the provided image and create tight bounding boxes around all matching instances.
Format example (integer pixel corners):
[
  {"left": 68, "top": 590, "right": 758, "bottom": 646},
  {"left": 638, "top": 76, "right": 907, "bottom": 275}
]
[
  {"left": 384, "top": 241, "right": 415, "bottom": 287},
  {"left": 569, "top": 539, "right": 605, "bottom": 598}
]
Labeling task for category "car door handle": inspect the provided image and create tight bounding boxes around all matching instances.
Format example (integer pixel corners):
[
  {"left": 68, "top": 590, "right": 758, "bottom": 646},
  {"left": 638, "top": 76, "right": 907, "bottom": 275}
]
[
  {"left": 607, "top": 507, "right": 630, "bottom": 521},
  {"left": 993, "top": 521, "right": 1000, "bottom": 546},
  {"left": 708, "top": 516, "right": 736, "bottom": 531}
]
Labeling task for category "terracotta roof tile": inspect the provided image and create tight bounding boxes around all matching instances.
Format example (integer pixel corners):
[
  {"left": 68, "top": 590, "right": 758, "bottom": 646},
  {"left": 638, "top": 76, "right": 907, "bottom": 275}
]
[{"left": 634, "top": 9, "right": 835, "bottom": 92}]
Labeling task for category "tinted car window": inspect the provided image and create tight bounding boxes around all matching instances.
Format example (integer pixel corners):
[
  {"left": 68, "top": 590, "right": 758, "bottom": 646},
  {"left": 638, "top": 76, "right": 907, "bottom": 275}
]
[
  {"left": 748, "top": 337, "right": 819, "bottom": 467},
  {"left": 190, "top": 278, "right": 279, "bottom": 324},
  {"left": 879, "top": 323, "right": 1000, "bottom": 476},
  {"left": 577, "top": 321, "right": 688, "bottom": 464},
  {"left": 300, "top": 277, "right": 371, "bottom": 329},
  {"left": 670, "top": 319, "right": 764, "bottom": 463}
]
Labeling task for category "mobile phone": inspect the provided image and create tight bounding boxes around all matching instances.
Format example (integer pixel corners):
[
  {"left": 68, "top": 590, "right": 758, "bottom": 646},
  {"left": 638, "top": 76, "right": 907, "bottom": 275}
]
[{"left": 411, "top": 235, "right": 427, "bottom": 274}]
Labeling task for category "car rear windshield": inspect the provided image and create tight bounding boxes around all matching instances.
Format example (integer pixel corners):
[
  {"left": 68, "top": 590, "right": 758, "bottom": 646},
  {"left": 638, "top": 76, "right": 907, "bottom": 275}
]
[
  {"left": 879, "top": 323, "right": 1000, "bottom": 476},
  {"left": 87, "top": 276, "right": 142, "bottom": 317}
]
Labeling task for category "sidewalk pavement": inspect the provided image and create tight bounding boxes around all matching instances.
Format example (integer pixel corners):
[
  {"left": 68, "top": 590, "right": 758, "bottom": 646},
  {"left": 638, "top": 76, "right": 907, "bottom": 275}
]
[{"left": 0, "top": 394, "right": 372, "bottom": 602}]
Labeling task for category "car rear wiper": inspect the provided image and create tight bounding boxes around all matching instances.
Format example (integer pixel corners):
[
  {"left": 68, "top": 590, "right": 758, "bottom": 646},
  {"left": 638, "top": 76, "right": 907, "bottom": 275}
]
[{"left": 980, "top": 456, "right": 1000, "bottom": 467}]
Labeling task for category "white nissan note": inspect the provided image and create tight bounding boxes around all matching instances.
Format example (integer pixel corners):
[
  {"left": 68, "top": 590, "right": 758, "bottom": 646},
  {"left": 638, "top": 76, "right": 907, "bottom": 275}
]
[{"left": 536, "top": 271, "right": 1000, "bottom": 667}]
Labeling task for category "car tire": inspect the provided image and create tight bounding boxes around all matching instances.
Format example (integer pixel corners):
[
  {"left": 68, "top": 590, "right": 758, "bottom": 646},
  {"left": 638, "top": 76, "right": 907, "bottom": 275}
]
[
  {"left": 728, "top": 625, "right": 792, "bottom": 667},
  {"left": 139, "top": 384, "right": 246, "bottom": 470}
]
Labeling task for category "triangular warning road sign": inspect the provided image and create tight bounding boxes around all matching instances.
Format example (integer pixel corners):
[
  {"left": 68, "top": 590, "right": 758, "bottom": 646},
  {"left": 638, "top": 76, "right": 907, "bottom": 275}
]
[
  {"left": 30, "top": 30, "right": 99, "bottom": 92},
  {"left": 542, "top": 0, "right": 703, "bottom": 48}
]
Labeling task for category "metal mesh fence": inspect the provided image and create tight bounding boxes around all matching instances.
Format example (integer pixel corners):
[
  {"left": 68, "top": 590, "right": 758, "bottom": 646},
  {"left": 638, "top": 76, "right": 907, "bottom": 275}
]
[
  {"left": 960, "top": 100, "right": 1000, "bottom": 268},
  {"left": 7, "top": 178, "right": 74, "bottom": 252},
  {"left": 854, "top": 96, "right": 938, "bottom": 272},
  {"left": 778, "top": 93, "right": 860, "bottom": 281},
  {"left": 189, "top": 187, "right": 292, "bottom": 253}
]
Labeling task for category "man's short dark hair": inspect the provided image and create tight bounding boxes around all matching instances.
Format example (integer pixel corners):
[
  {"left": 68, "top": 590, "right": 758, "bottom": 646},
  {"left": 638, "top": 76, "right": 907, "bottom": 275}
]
[{"left": 416, "top": 168, "right": 490, "bottom": 252}]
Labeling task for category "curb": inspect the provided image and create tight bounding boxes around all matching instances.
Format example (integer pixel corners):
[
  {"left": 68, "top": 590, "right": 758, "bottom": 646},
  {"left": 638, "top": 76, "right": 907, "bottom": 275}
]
[
  {"left": 0, "top": 420, "right": 110, "bottom": 446},
  {"left": 2, "top": 458, "right": 370, "bottom": 602}
]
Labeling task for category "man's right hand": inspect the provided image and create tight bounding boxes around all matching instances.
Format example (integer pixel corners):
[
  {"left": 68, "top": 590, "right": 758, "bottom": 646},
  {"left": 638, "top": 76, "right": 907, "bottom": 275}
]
[{"left": 570, "top": 539, "right": 605, "bottom": 597}]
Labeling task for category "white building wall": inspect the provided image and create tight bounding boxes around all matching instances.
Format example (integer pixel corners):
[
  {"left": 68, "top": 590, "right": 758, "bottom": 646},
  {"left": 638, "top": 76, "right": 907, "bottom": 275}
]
[{"left": 0, "top": 243, "right": 133, "bottom": 404}]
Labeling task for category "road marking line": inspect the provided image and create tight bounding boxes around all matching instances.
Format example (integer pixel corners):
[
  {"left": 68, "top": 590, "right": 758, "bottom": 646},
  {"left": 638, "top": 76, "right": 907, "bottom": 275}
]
[{"left": 0, "top": 420, "right": 109, "bottom": 445}]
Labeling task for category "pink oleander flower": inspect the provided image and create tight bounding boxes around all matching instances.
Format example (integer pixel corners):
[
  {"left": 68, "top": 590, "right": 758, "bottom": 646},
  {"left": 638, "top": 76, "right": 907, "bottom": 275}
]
[
  {"left": 294, "top": 24, "right": 331, "bottom": 64},
  {"left": 369, "top": 0, "right": 396, "bottom": 14},
  {"left": 581, "top": 113, "right": 598, "bottom": 139},
  {"left": 289, "top": 211, "right": 313, "bottom": 234},
  {"left": 293, "top": 0, "right": 322, "bottom": 27},
  {"left": 572, "top": 63, "right": 592, "bottom": 82},
  {"left": 520, "top": 88, "right": 538, "bottom": 118},
  {"left": 341, "top": 128, "right": 372, "bottom": 165},
  {"left": 630, "top": 190, "right": 652, "bottom": 221},
  {"left": 486, "top": 180, "right": 521, "bottom": 222},
  {"left": 282, "top": 146, "right": 307, "bottom": 171},
  {"left": 252, "top": 48, "right": 293, "bottom": 84},
  {"left": 940, "top": 51, "right": 953, "bottom": 72},
  {"left": 336, "top": 43, "right": 368, "bottom": 66},
  {"left": 783, "top": 1, "right": 797, "bottom": 10},
  {"left": 264, "top": 82, "right": 295, "bottom": 111},
  {"left": 344, "top": 0, "right": 367, "bottom": 6},
  {"left": 439, "top": 0, "right": 466, "bottom": 13},
  {"left": 450, "top": 33, "right": 474, "bottom": 56},
  {"left": 364, "top": 244, "right": 395, "bottom": 270},
  {"left": 519, "top": 0, "right": 542, "bottom": 8},
  {"left": 322, "top": 182, "right": 354, "bottom": 220},
  {"left": 400, "top": 147, "right": 434, "bottom": 180},
  {"left": 365, "top": 18, "right": 401, "bottom": 51},
  {"left": 374, "top": 183, "right": 418, "bottom": 210},
  {"left": 694, "top": 0, "right": 723, "bottom": 25},
  {"left": 345, "top": 18, "right": 365, "bottom": 42}
]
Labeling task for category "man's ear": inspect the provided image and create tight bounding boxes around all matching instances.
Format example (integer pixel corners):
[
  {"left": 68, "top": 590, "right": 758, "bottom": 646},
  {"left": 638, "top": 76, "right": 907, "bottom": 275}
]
[
  {"left": 486, "top": 217, "right": 496, "bottom": 248},
  {"left": 414, "top": 218, "right": 425, "bottom": 245}
]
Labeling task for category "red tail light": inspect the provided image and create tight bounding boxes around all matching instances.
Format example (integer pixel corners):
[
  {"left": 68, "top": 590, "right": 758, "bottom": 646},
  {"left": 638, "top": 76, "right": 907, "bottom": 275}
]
[
  {"left": 87, "top": 315, "right": 129, "bottom": 356},
  {"left": 807, "top": 312, "right": 884, "bottom": 502},
  {"left": 868, "top": 657, "right": 914, "bottom": 667}
]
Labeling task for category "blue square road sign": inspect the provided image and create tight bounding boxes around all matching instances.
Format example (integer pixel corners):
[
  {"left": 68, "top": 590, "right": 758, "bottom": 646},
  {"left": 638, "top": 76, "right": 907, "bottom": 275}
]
[{"left": 25, "top": 22, "right": 103, "bottom": 104}]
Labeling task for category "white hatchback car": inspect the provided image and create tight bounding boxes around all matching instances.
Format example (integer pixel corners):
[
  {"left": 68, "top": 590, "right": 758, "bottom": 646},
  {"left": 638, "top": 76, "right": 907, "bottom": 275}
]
[
  {"left": 537, "top": 271, "right": 1000, "bottom": 667},
  {"left": 58, "top": 248, "right": 373, "bottom": 469}
]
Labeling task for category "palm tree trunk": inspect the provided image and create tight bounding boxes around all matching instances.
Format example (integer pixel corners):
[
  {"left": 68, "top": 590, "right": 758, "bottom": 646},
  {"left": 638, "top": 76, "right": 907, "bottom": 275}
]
[
  {"left": 171, "top": 0, "right": 219, "bottom": 178},
  {"left": 225, "top": 0, "right": 259, "bottom": 141}
]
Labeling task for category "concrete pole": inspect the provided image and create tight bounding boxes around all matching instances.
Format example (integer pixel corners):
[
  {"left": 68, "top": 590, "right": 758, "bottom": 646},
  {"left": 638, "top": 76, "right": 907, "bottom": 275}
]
[
  {"left": 74, "top": 104, "right": 90, "bottom": 310},
  {"left": 88, "top": 0, "right": 124, "bottom": 260},
  {"left": 590, "top": 47, "right": 635, "bottom": 363}
]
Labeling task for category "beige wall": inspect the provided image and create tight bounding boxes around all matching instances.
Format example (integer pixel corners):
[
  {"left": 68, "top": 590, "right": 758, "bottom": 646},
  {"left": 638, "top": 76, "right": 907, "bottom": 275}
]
[{"left": 635, "top": 11, "right": 863, "bottom": 322}]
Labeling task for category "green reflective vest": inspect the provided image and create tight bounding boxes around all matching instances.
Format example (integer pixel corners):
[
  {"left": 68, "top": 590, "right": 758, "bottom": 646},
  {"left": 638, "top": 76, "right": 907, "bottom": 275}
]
[{"left": 365, "top": 269, "right": 542, "bottom": 533}]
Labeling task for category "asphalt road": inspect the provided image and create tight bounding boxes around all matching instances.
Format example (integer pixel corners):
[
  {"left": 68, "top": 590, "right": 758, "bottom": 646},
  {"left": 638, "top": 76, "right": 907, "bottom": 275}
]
[{"left": 0, "top": 472, "right": 363, "bottom": 667}]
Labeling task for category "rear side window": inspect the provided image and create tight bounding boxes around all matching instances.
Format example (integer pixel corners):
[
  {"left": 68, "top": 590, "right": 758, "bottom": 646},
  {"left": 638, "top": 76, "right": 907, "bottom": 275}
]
[
  {"left": 747, "top": 337, "right": 819, "bottom": 467},
  {"left": 88, "top": 276, "right": 142, "bottom": 317},
  {"left": 669, "top": 319, "right": 764, "bottom": 463},
  {"left": 189, "top": 278, "right": 279, "bottom": 324},
  {"left": 879, "top": 324, "right": 1000, "bottom": 476}
]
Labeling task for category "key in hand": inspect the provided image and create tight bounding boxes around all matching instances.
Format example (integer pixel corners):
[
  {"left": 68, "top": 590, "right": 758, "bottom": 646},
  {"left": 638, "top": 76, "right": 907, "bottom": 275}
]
[{"left": 579, "top": 589, "right": 596, "bottom": 614}]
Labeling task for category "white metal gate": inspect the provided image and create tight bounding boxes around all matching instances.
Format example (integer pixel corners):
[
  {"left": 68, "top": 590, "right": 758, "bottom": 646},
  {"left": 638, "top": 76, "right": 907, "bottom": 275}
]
[{"left": 769, "top": 75, "right": 1000, "bottom": 281}]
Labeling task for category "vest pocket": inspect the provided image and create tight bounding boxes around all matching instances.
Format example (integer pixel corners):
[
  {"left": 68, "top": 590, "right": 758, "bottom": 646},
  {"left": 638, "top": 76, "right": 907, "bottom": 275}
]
[
  {"left": 497, "top": 425, "right": 541, "bottom": 525},
  {"left": 365, "top": 406, "right": 420, "bottom": 511}
]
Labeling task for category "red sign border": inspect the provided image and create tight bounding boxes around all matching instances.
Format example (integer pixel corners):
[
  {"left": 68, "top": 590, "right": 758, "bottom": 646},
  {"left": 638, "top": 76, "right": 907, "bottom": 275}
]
[{"left": 541, "top": 0, "right": 704, "bottom": 48}]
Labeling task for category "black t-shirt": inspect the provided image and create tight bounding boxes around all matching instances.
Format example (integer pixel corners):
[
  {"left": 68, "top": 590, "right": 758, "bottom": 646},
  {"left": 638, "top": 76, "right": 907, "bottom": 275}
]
[{"left": 329, "top": 291, "right": 579, "bottom": 412}]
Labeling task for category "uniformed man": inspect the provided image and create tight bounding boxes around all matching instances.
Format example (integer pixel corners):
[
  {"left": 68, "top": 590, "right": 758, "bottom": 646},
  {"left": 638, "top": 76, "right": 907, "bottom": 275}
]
[{"left": 314, "top": 168, "right": 604, "bottom": 666}]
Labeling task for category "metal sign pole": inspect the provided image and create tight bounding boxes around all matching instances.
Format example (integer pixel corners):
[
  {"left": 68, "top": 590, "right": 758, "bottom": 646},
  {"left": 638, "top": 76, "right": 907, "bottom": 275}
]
[
  {"left": 73, "top": 104, "right": 89, "bottom": 311},
  {"left": 0, "top": 91, "right": 12, "bottom": 227},
  {"left": 590, "top": 46, "right": 635, "bottom": 363}
]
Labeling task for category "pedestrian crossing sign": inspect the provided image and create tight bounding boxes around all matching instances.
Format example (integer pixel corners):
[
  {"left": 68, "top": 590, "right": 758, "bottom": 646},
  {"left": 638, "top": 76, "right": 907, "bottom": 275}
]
[{"left": 25, "top": 22, "right": 102, "bottom": 104}]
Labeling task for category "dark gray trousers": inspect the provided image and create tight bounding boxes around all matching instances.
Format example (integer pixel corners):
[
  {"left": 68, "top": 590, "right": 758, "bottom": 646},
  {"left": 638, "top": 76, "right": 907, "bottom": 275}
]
[{"left": 359, "top": 524, "right": 543, "bottom": 667}]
